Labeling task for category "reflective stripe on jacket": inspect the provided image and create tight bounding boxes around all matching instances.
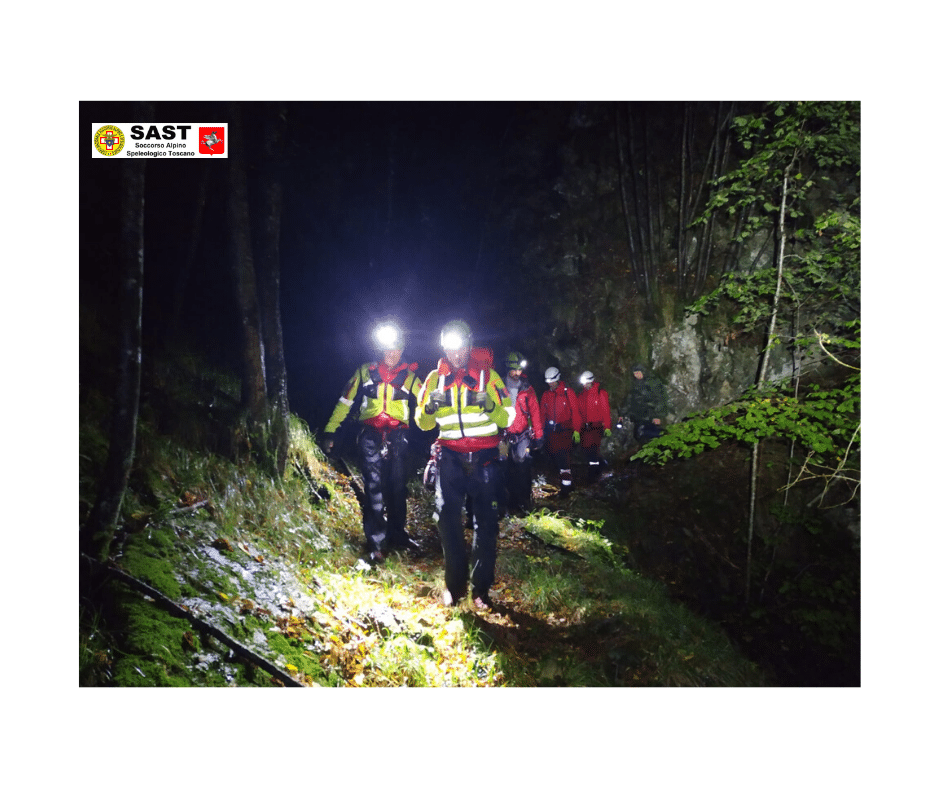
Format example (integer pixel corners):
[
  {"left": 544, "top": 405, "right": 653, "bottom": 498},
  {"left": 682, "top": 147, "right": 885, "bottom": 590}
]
[
  {"left": 416, "top": 352, "right": 515, "bottom": 452},
  {"left": 325, "top": 361, "right": 423, "bottom": 434}
]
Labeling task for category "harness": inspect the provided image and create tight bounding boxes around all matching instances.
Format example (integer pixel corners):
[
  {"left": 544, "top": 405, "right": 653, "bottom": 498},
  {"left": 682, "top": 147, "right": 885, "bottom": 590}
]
[
  {"left": 357, "top": 361, "right": 419, "bottom": 441},
  {"left": 360, "top": 363, "right": 416, "bottom": 402}
]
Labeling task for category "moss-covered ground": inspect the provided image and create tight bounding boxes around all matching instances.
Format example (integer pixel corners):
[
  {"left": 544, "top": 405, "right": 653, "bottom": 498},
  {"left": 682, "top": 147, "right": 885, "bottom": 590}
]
[{"left": 79, "top": 356, "right": 768, "bottom": 688}]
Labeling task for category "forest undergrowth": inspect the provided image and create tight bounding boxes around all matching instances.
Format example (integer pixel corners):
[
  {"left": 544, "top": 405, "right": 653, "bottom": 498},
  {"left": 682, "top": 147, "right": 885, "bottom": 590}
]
[{"left": 79, "top": 356, "right": 767, "bottom": 688}]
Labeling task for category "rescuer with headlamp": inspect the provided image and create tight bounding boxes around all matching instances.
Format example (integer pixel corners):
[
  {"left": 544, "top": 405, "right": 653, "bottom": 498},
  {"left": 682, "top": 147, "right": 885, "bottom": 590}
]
[
  {"left": 502, "top": 351, "right": 544, "bottom": 513},
  {"left": 577, "top": 370, "right": 612, "bottom": 482},
  {"left": 323, "top": 317, "right": 423, "bottom": 561},
  {"left": 539, "top": 366, "right": 582, "bottom": 498},
  {"left": 416, "top": 319, "right": 514, "bottom": 609}
]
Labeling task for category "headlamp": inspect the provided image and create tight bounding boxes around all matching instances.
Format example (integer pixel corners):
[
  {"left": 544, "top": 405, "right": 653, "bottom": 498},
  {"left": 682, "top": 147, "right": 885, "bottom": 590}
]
[
  {"left": 375, "top": 324, "right": 402, "bottom": 350},
  {"left": 441, "top": 330, "right": 467, "bottom": 351},
  {"left": 440, "top": 319, "right": 472, "bottom": 352}
]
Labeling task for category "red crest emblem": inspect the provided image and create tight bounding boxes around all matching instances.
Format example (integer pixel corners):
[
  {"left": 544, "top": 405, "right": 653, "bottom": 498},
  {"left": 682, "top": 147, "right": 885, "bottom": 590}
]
[{"left": 199, "top": 126, "right": 225, "bottom": 155}]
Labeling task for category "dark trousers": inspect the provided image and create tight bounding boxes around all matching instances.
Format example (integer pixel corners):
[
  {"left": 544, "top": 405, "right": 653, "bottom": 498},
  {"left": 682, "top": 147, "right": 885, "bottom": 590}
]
[
  {"left": 547, "top": 428, "right": 573, "bottom": 493},
  {"left": 438, "top": 446, "right": 500, "bottom": 601},
  {"left": 505, "top": 433, "right": 533, "bottom": 511},
  {"left": 357, "top": 426, "right": 410, "bottom": 552},
  {"left": 582, "top": 425, "right": 603, "bottom": 481}
]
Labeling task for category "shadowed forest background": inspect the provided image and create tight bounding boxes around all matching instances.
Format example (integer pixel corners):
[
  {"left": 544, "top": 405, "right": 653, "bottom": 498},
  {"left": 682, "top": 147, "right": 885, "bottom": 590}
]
[{"left": 80, "top": 99, "right": 863, "bottom": 688}]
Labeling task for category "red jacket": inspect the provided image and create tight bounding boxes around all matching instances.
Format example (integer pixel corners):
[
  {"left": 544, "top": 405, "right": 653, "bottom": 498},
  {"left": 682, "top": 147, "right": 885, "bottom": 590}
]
[
  {"left": 506, "top": 378, "right": 544, "bottom": 439},
  {"left": 577, "top": 382, "right": 611, "bottom": 431},
  {"left": 540, "top": 381, "right": 582, "bottom": 432}
]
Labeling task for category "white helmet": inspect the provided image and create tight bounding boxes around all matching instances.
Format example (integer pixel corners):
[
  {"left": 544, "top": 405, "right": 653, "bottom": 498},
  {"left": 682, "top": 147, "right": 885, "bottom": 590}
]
[
  {"left": 544, "top": 366, "right": 561, "bottom": 383},
  {"left": 580, "top": 370, "right": 594, "bottom": 386}
]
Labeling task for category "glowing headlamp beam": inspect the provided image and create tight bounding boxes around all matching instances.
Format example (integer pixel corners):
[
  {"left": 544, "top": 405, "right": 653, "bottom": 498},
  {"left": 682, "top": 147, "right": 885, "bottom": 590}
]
[
  {"left": 375, "top": 325, "right": 401, "bottom": 349},
  {"left": 441, "top": 330, "right": 468, "bottom": 351}
]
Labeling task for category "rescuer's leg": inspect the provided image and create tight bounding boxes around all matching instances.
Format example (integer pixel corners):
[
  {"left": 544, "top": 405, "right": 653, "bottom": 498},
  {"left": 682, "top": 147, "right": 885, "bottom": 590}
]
[
  {"left": 357, "top": 427, "right": 387, "bottom": 556},
  {"left": 437, "top": 448, "right": 470, "bottom": 604}
]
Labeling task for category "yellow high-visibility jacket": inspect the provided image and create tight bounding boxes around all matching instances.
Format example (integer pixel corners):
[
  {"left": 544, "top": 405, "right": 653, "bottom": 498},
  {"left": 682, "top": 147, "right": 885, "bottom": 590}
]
[
  {"left": 416, "top": 351, "right": 514, "bottom": 452},
  {"left": 325, "top": 360, "right": 423, "bottom": 434}
]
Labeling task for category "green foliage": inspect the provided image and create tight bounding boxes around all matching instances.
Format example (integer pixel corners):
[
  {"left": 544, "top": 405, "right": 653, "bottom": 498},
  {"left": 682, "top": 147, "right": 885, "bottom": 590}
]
[
  {"left": 635, "top": 374, "right": 860, "bottom": 507},
  {"left": 659, "top": 101, "right": 862, "bottom": 512},
  {"left": 523, "top": 511, "right": 619, "bottom": 564},
  {"left": 691, "top": 101, "right": 860, "bottom": 330},
  {"left": 702, "top": 101, "right": 859, "bottom": 227},
  {"left": 516, "top": 554, "right": 584, "bottom": 614},
  {"left": 690, "top": 204, "right": 860, "bottom": 337}
]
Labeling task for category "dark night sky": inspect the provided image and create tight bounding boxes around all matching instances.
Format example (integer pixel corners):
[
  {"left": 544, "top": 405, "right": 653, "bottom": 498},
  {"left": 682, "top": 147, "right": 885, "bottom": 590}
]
[
  {"left": 276, "top": 101, "right": 524, "bottom": 426},
  {"left": 80, "top": 100, "right": 550, "bottom": 431}
]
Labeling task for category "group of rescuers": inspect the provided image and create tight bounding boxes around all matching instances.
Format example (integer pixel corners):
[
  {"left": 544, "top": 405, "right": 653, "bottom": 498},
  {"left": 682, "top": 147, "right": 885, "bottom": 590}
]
[{"left": 322, "top": 318, "right": 666, "bottom": 610}]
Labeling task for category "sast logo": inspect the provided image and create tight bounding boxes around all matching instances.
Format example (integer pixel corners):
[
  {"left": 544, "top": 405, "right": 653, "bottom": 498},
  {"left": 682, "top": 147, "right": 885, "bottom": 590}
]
[{"left": 91, "top": 122, "right": 228, "bottom": 158}]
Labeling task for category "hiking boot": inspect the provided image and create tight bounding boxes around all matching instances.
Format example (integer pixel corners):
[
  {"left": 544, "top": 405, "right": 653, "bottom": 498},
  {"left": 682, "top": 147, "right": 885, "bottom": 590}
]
[
  {"left": 442, "top": 590, "right": 455, "bottom": 607},
  {"left": 473, "top": 595, "right": 491, "bottom": 611}
]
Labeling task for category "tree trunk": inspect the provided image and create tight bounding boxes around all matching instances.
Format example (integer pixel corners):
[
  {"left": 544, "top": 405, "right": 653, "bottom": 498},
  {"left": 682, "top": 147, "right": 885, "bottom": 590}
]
[
  {"left": 625, "top": 107, "right": 652, "bottom": 306},
  {"left": 82, "top": 125, "right": 150, "bottom": 563},
  {"left": 614, "top": 106, "right": 642, "bottom": 298},
  {"left": 255, "top": 105, "right": 290, "bottom": 477},
  {"left": 746, "top": 154, "right": 796, "bottom": 604},
  {"left": 677, "top": 102, "right": 689, "bottom": 290},
  {"left": 227, "top": 103, "right": 269, "bottom": 457}
]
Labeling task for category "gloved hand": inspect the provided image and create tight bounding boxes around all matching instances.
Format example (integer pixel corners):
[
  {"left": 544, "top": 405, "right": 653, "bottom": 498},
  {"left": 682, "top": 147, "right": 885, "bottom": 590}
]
[
  {"left": 469, "top": 390, "right": 497, "bottom": 412},
  {"left": 572, "top": 431, "right": 581, "bottom": 444},
  {"left": 425, "top": 390, "right": 447, "bottom": 414},
  {"left": 531, "top": 436, "right": 544, "bottom": 451},
  {"left": 604, "top": 429, "right": 612, "bottom": 438},
  {"left": 322, "top": 434, "right": 335, "bottom": 456}
]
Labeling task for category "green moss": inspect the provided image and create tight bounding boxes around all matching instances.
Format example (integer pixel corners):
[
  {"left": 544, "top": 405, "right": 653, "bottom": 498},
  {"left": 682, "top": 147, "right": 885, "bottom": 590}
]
[
  {"left": 120, "top": 545, "right": 182, "bottom": 599},
  {"left": 263, "top": 632, "right": 329, "bottom": 684},
  {"left": 111, "top": 593, "right": 195, "bottom": 686},
  {"left": 265, "top": 631, "right": 296, "bottom": 655}
]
